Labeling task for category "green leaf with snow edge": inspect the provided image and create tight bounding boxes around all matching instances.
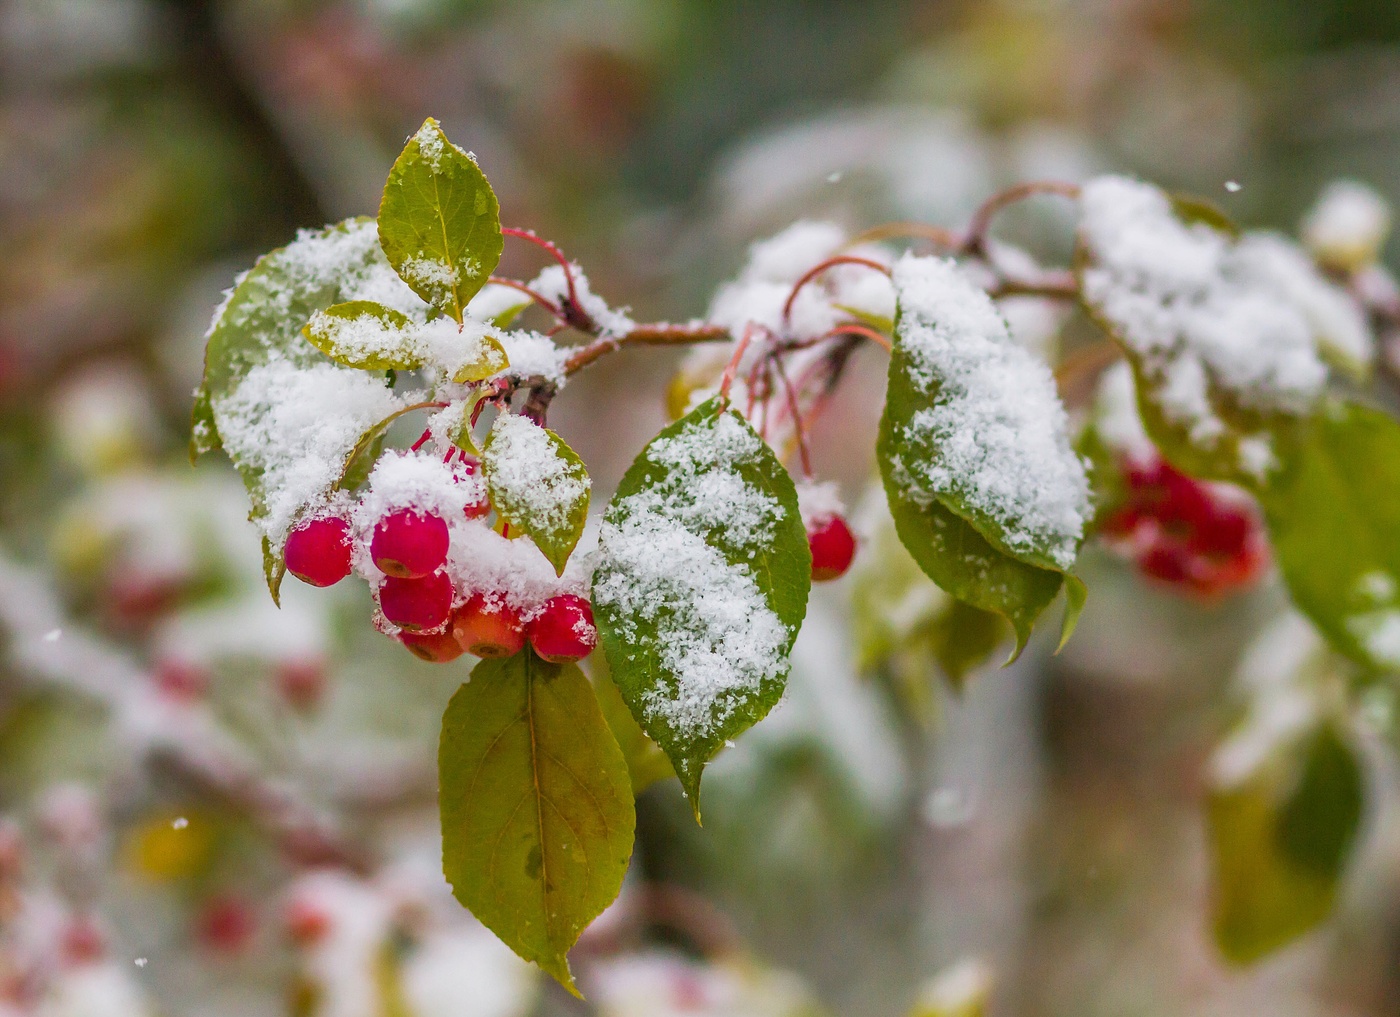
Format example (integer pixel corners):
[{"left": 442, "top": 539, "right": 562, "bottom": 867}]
[
  {"left": 197, "top": 218, "right": 409, "bottom": 600},
  {"left": 1075, "top": 176, "right": 1325, "bottom": 489},
  {"left": 303, "top": 300, "right": 423, "bottom": 370},
  {"left": 878, "top": 255, "right": 1087, "bottom": 657},
  {"left": 439, "top": 652, "right": 634, "bottom": 994},
  {"left": 379, "top": 118, "right": 502, "bottom": 322},
  {"left": 482, "top": 415, "right": 591, "bottom": 576},
  {"left": 1208, "top": 719, "right": 1362, "bottom": 964},
  {"left": 592, "top": 397, "right": 811, "bottom": 818},
  {"left": 1261, "top": 400, "right": 1400, "bottom": 673}
]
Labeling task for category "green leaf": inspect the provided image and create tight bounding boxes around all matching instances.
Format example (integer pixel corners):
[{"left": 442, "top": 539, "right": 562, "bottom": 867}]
[
  {"left": 482, "top": 415, "right": 591, "bottom": 575},
  {"left": 261, "top": 536, "right": 286, "bottom": 608},
  {"left": 333, "top": 400, "right": 440, "bottom": 492},
  {"left": 1262, "top": 400, "right": 1400, "bottom": 671},
  {"left": 592, "top": 397, "right": 811, "bottom": 817},
  {"left": 1208, "top": 722, "right": 1363, "bottom": 964},
  {"left": 303, "top": 300, "right": 422, "bottom": 370},
  {"left": 588, "top": 655, "right": 675, "bottom": 794},
  {"left": 439, "top": 652, "right": 634, "bottom": 993},
  {"left": 1057, "top": 574, "right": 1088, "bottom": 653},
  {"left": 189, "top": 383, "right": 219, "bottom": 462},
  {"left": 1169, "top": 192, "right": 1241, "bottom": 238},
  {"left": 199, "top": 217, "right": 411, "bottom": 598},
  {"left": 379, "top": 118, "right": 503, "bottom": 322}
]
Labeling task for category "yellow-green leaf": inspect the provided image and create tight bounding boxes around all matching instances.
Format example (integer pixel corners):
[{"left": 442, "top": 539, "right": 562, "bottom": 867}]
[
  {"left": 482, "top": 414, "right": 590, "bottom": 575},
  {"left": 439, "top": 652, "right": 634, "bottom": 993},
  {"left": 303, "top": 300, "right": 422, "bottom": 370},
  {"left": 379, "top": 118, "right": 502, "bottom": 322},
  {"left": 451, "top": 331, "right": 509, "bottom": 383}
]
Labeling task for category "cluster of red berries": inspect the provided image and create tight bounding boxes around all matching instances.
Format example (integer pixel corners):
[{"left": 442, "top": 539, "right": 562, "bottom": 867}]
[
  {"left": 805, "top": 512, "right": 856, "bottom": 582},
  {"left": 283, "top": 505, "right": 597, "bottom": 665},
  {"left": 1101, "top": 455, "right": 1267, "bottom": 598}
]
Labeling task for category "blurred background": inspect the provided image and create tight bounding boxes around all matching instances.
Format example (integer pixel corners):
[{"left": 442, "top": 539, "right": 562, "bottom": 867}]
[{"left": 4, "top": 0, "right": 1400, "bottom": 1015}]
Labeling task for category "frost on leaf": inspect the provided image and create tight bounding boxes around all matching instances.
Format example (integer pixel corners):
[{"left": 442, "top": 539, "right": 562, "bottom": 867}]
[
  {"left": 592, "top": 397, "right": 810, "bottom": 813},
  {"left": 482, "top": 414, "right": 591, "bottom": 575},
  {"left": 1077, "top": 175, "right": 1341, "bottom": 483}
]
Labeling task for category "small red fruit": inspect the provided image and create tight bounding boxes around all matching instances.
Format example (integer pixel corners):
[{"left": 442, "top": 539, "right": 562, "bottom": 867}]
[
  {"left": 284, "top": 516, "right": 353, "bottom": 587},
  {"left": 807, "top": 514, "right": 856, "bottom": 582},
  {"left": 452, "top": 594, "right": 526, "bottom": 658},
  {"left": 371, "top": 508, "right": 449, "bottom": 578},
  {"left": 527, "top": 594, "right": 598, "bottom": 663},
  {"left": 197, "top": 895, "right": 256, "bottom": 955},
  {"left": 284, "top": 896, "right": 330, "bottom": 946},
  {"left": 276, "top": 658, "right": 328, "bottom": 712},
  {"left": 379, "top": 571, "right": 454, "bottom": 632},
  {"left": 399, "top": 626, "right": 465, "bottom": 663}
]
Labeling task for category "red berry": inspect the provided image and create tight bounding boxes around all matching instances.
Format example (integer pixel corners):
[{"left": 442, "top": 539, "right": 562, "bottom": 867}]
[
  {"left": 284, "top": 896, "right": 330, "bottom": 946},
  {"left": 153, "top": 657, "right": 208, "bottom": 702},
  {"left": 808, "top": 514, "right": 856, "bottom": 582},
  {"left": 197, "top": 895, "right": 256, "bottom": 955},
  {"left": 379, "top": 571, "right": 454, "bottom": 632},
  {"left": 371, "top": 508, "right": 449, "bottom": 579},
  {"left": 276, "top": 658, "right": 328, "bottom": 712},
  {"left": 452, "top": 594, "right": 526, "bottom": 658},
  {"left": 1138, "top": 543, "right": 1191, "bottom": 584},
  {"left": 399, "top": 626, "right": 465, "bottom": 663},
  {"left": 527, "top": 595, "right": 597, "bottom": 663},
  {"left": 284, "top": 516, "right": 353, "bottom": 587}
]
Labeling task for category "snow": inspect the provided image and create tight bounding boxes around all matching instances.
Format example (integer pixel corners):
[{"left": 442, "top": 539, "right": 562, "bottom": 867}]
[
  {"left": 414, "top": 120, "right": 446, "bottom": 169},
  {"left": 528, "top": 263, "right": 635, "bottom": 338},
  {"left": 417, "top": 317, "right": 507, "bottom": 380},
  {"left": 444, "top": 522, "right": 590, "bottom": 620},
  {"left": 401, "top": 927, "right": 537, "bottom": 1017},
  {"left": 1079, "top": 176, "right": 1328, "bottom": 472},
  {"left": 484, "top": 414, "right": 590, "bottom": 536},
  {"left": 1302, "top": 179, "right": 1391, "bottom": 270},
  {"left": 305, "top": 304, "right": 417, "bottom": 364},
  {"left": 215, "top": 356, "right": 407, "bottom": 545},
  {"left": 705, "top": 221, "right": 894, "bottom": 341},
  {"left": 1093, "top": 362, "right": 1155, "bottom": 464},
  {"left": 492, "top": 331, "right": 569, "bottom": 388},
  {"left": 1233, "top": 232, "right": 1373, "bottom": 374},
  {"left": 794, "top": 480, "right": 844, "bottom": 527},
  {"left": 468, "top": 283, "right": 531, "bottom": 322},
  {"left": 592, "top": 411, "right": 792, "bottom": 741},
  {"left": 888, "top": 254, "right": 1089, "bottom": 570}
]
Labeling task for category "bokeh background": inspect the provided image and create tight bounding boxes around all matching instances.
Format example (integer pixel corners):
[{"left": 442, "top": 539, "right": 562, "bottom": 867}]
[{"left": 4, "top": 1, "right": 1400, "bottom": 1015}]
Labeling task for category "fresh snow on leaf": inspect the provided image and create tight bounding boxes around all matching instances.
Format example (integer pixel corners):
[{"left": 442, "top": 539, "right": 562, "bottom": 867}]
[
  {"left": 1078, "top": 176, "right": 1331, "bottom": 477},
  {"left": 887, "top": 254, "right": 1089, "bottom": 571},
  {"left": 491, "top": 331, "right": 570, "bottom": 389},
  {"left": 217, "top": 358, "right": 406, "bottom": 546},
  {"left": 592, "top": 399, "right": 810, "bottom": 808},
  {"left": 1302, "top": 179, "right": 1392, "bottom": 272},
  {"left": 483, "top": 415, "right": 591, "bottom": 575}
]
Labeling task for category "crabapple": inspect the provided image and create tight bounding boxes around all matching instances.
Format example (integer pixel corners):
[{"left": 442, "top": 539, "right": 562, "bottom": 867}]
[
  {"left": 371, "top": 508, "right": 449, "bottom": 578},
  {"left": 379, "top": 571, "right": 454, "bottom": 632},
  {"left": 399, "top": 626, "right": 465, "bottom": 663},
  {"left": 197, "top": 895, "right": 256, "bottom": 955},
  {"left": 284, "top": 516, "right": 352, "bottom": 587},
  {"left": 807, "top": 513, "right": 856, "bottom": 582},
  {"left": 451, "top": 594, "right": 525, "bottom": 658},
  {"left": 527, "top": 594, "right": 597, "bottom": 663}
]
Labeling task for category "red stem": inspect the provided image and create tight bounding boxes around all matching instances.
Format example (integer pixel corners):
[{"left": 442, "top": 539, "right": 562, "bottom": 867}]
[
  {"left": 718, "top": 325, "right": 757, "bottom": 403},
  {"left": 501, "top": 227, "right": 588, "bottom": 328},
  {"left": 771, "top": 354, "right": 812, "bottom": 478},
  {"left": 782, "top": 256, "right": 892, "bottom": 328},
  {"left": 486, "top": 275, "right": 564, "bottom": 320}
]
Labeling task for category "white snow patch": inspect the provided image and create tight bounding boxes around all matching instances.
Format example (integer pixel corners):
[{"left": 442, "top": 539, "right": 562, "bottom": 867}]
[
  {"left": 890, "top": 254, "right": 1089, "bottom": 569},
  {"left": 484, "top": 414, "right": 590, "bottom": 536},
  {"left": 1302, "top": 179, "right": 1392, "bottom": 270}
]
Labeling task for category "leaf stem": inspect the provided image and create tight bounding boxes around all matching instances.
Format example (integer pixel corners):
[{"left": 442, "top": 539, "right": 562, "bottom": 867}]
[
  {"left": 781, "top": 256, "right": 892, "bottom": 329},
  {"left": 487, "top": 275, "right": 564, "bottom": 321},
  {"left": 718, "top": 324, "right": 758, "bottom": 403},
  {"left": 501, "top": 227, "right": 593, "bottom": 331}
]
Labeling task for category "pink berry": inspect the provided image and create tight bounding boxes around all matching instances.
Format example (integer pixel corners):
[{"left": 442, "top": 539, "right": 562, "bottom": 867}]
[
  {"left": 379, "top": 571, "right": 453, "bottom": 632},
  {"left": 197, "top": 895, "right": 256, "bottom": 955},
  {"left": 284, "top": 896, "right": 330, "bottom": 946},
  {"left": 808, "top": 514, "right": 856, "bottom": 582},
  {"left": 399, "top": 626, "right": 465, "bottom": 663},
  {"left": 284, "top": 516, "right": 353, "bottom": 587},
  {"left": 452, "top": 594, "right": 526, "bottom": 658},
  {"left": 371, "top": 508, "right": 449, "bottom": 579},
  {"left": 276, "top": 658, "right": 328, "bottom": 712},
  {"left": 527, "top": 595, "right": 598, "bottom": 663}
]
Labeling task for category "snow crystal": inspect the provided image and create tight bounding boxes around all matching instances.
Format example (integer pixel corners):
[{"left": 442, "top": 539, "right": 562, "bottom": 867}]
[
  {"left": 1302, "top": 179, "right": 1391, "bottom": 270},
  {"left": 273, "top": 218, "right": 422, "bottom": 320},
  {"left": 593, "top": 412, "right": 792, "bottom": 741},
  {"left": 492, "top": 331, "right": 569, "bottom": 388},
  {"left": 414, "top": 121, "right": 445, "bottom": 169},
  {"left": 1079, "top": 177, "right": 1327, "bottom": 460},
  {"left": 889, "top": 255, "right": 1089, "bottom": 570},
  {"left": 215, "top": 356, "right": 406, "bottom": 545},
  {"left": 445, "top": 522, "right": 589, "bottom": 618},
  {"left": 485, "top": 414, "right": 590, "bottom": 535},
  {"left": 529, "top": 263, "right": 635, "bottom": 338},
  {"left": 417, "top": 317, "right": 505, "bottom": 380},
  {"left": 305, "top": 306, "right": 417, "bottom": 364}
]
